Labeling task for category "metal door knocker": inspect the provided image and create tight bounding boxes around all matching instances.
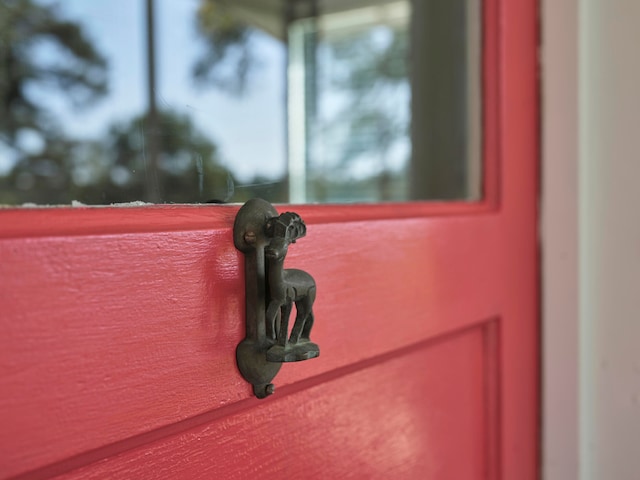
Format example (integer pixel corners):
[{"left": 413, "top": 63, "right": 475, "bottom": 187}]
[{"left": 233, "top": 198, "right": 319, "bottom": 399}]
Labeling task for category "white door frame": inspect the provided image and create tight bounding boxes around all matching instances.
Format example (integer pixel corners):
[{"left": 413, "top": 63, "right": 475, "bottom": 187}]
[{"left": 543, "top": 1, "right": 640, "bottom": 479}]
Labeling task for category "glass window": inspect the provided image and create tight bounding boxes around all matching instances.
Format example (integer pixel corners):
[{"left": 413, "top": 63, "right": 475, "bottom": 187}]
[{"left": 0, "top": 0, "right": 481, "bottom": 205}]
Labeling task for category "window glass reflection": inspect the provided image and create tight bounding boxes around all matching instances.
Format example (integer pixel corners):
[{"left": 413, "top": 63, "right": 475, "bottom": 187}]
[
  {"left": 0, "top": 0, "right": 287, "bottom": 205},
  {"left": 288, "top": 2, "right": 410, "bottom": 202},
  {"left": 0, "top": 0, "right": 481, "bottom": 205}
]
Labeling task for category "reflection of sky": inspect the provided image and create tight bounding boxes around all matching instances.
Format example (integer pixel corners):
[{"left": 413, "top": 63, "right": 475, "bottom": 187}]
[
  {"left": 14, "top": 0, "right": 286, "bottom": 182},
  {"left": 308, "top": 13, "right": 410, "bottom": 181}
]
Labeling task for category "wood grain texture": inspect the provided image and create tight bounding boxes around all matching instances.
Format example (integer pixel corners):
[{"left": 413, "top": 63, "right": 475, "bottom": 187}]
[
  {"left": 57, "top": 327, "right": 491, "bottom": 480},
  {"left": 0, "top": 213, "right": 505, "bottom": 479}
]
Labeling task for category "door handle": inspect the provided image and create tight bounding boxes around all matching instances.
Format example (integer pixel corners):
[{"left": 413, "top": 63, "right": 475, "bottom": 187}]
[{"left": 233, "top": 198, "right": 320, "bottom": 398}]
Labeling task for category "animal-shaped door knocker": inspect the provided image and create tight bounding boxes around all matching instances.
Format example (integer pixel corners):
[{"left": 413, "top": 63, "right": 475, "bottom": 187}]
[{"left": 233, "top": 198, "right": 320, "bottom": 398}]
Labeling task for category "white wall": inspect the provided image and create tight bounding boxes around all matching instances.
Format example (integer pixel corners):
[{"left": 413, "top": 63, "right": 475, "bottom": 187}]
[
  {"left": 544, "top": 1, "right": 640, "bottom": 479},
  {"left": 579, "top": 1, "right": 640, "bottom": 479}
]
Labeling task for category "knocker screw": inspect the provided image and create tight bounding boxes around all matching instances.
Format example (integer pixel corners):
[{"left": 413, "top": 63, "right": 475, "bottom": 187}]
[{"left": 244, "top": 231, "right": 257, "bottom": 245}]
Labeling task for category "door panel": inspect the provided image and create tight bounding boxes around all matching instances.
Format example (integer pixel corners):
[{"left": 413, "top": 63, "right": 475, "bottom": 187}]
[
  {"left": 56, "top": 324, "right": 495, "bottom": 480},
  {"left": 0, "top": 0, "right": 538, "bottom": 478},
  {"left": 1, "top": 209, "right": 504, "bottom": 478}
]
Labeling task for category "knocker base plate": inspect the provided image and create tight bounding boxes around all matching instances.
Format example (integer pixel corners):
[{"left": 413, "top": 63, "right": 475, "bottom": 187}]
[
  {"left": 266, "top": 342, "right": 320, "bottom": 363},
  {"left": 236, "top": 339, "right": 282, "bottom": 399}
]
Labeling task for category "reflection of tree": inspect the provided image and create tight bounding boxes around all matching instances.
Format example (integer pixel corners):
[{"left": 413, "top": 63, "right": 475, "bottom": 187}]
[
  {"left": 192, "top": 0, "right": 257, "bottom": 96},
  {"left": 1, "top": 109, "right": 233, "bottom": 204},
  {"left": 317, "top": 25, "right": 409, "bottom": 201},
  {"left": 103, "top": 109, "right": 232, "bottom": 204},
  {"left": 0, "top": 0, "right": 109, "bottom": 203},
  {"left": 0, "top": 0, "right": 286, "bottom": 205},
  {"left": 0, "top": 0, "right": 107, "bottom": 145}
]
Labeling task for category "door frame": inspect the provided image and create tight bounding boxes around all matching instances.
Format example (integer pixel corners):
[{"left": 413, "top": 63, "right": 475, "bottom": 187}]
[
  {"left": 541, "top": 0, "right": 579, "bottom": 478},
  {"left": 543, "top": 2, "right": 640, "bottom": 479}
]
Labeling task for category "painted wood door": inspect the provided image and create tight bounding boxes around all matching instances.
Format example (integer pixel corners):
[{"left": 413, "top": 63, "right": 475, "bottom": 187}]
[{"left": 0, "top": 1, "right": 538, "bottom": 479}]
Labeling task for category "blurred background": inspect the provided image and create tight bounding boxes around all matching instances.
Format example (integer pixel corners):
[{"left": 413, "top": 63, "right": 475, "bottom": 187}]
[{"left": 0, "top": 0, "right": 480, "bottom": 205}]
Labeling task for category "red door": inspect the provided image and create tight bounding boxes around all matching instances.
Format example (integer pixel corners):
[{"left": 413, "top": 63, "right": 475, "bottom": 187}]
[{"left": 0, "top": 1, "right": 538, "bottom": 479}]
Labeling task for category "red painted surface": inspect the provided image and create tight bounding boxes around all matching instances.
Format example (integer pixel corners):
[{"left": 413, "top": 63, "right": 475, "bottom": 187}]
[
  {"left": 56, "top": 326, "right": 495, "bottom": 480},
  {"left": 0, "top": 0, "right": 538, "bottom": 478},
  {"left": 1, "top": 212, "right": 502, "bottom": 477}
]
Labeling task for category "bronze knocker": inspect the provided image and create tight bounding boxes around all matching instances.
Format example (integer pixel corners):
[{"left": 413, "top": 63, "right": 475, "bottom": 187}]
[{"left": 233, "top": 199, "right": 319, "bottom": 398}]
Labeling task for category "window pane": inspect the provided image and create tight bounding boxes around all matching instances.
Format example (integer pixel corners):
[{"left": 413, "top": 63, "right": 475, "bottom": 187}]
[
  {"left": 0, "top": 0, "right": 481, "bottom": 205},
  {"left": 289, "top": 0, "right": 482, "bottom": 202},
  {"left": 288, "top": 2, "right": 411, "bottom": 202},
  {"left": 409, "top": 0, "right": 482, "bottom": 201}
]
